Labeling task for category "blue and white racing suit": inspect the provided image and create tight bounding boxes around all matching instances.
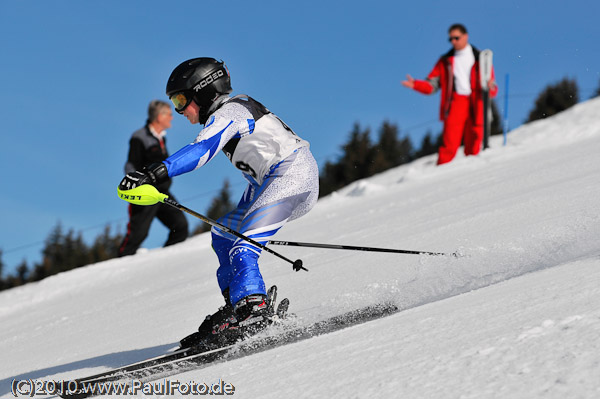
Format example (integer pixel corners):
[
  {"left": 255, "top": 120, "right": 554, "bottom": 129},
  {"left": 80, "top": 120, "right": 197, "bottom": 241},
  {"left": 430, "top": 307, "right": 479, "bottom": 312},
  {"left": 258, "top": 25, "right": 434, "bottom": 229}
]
[{"left": 163, "top": 95, "right": 319, "bottom": 305}]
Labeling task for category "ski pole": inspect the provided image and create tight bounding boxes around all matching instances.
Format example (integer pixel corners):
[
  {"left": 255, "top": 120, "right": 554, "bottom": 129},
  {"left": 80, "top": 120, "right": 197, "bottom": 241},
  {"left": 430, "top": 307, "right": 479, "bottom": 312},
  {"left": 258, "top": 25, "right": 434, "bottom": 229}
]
[
  {"left": 268, "top": 240, "right": 458, "bottom": 257},
  {"left": 117, "top": 185, "right": 307, "bottom": 272}
]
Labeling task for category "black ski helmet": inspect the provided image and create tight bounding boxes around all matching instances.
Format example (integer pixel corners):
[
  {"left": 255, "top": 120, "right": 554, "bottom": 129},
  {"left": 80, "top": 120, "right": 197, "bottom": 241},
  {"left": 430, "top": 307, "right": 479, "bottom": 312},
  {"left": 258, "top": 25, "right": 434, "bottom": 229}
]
[{"left": 166, "top": 57, "right": 232, "bottom": 122}]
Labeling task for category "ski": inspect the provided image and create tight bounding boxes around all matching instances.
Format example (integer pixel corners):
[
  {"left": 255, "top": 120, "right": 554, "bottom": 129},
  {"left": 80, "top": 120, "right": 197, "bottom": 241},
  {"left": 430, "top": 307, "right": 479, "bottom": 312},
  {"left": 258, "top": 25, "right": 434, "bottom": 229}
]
[
  {"left": 58, "top": 286, "right": 288, "bottom": 398},
  {"left": 59, "top": 302, "right": 399, "bottom": 398},
  {"left": 479, "top": 49, "right": 493, "bottom": 149},
  {"left": 57, "top": 344, "right": 235, "bottom": 398}
]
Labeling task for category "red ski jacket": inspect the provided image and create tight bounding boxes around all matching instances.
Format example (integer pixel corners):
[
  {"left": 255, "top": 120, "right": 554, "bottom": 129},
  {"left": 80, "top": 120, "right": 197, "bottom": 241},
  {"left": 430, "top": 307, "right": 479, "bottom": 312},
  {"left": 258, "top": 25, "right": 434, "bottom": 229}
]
[{"left": 412, "top": 45, "right": 498, "bottom": 124}]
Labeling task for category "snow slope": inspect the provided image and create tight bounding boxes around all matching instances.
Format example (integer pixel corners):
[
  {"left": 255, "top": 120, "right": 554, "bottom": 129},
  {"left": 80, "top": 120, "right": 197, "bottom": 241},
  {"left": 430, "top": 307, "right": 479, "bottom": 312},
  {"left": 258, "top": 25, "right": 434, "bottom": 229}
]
[{"left": 1, "top": 98, "right": 600, "bottom": 398}]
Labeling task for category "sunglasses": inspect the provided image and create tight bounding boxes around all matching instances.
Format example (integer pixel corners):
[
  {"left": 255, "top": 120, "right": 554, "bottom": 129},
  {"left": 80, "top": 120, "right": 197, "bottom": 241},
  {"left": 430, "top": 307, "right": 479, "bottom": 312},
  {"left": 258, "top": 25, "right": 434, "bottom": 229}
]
[
  {"left": 448, "top": 36, "right": 462, "bottom": 42},
  {"left": 170, "top": 91, "right": 194, "bottom": 114}
]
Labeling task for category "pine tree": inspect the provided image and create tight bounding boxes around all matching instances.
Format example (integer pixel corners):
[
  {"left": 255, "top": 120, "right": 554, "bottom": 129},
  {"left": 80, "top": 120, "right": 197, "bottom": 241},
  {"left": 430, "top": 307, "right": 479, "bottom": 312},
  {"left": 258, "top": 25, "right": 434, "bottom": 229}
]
[
  {"left": 526, "top": 77, "right": 579, "bottom": 123},
  {"left": 29, "top": 261, "right": 50, "bottom": 283},
  {"left": 397, "top": 135, "right": 414, "bottom": 165},
  {"left": 319, "top": 159, "right": 345, "bottom": 197},
  {"left": 340, "top": 123, "right": 373, "bottom": 184},
  {"left": 16, "top": 260, "right": 29, "bottom": 285},
  {"left": 62, "top": 229, "right": 90, "bottom": 272},
  {"left": 31, "top": 222, "right": 65, "bottom": 281},
  {"left": 319, "top": 123, "right": 373, "bottom": 197},
  {"left": 370, "top": 121, "right": 397, "bottom": 174},
  {"left": 27, "top": 222, "right": 90, "bottom": 281},
  {"left": 319, "top": 122, "right": 416, "bottom": 197},
  {"left": 0, "top": 249, "right": 5, "bottom": 291},
  {"left": 369, "top": 121, "right": 414, "bottom": 175},
  {"left": 90, "top": 225, "right": 123, "bottom": 263},
  {"left": 415, "top": 130, "right": 439, "bottom": 158}
]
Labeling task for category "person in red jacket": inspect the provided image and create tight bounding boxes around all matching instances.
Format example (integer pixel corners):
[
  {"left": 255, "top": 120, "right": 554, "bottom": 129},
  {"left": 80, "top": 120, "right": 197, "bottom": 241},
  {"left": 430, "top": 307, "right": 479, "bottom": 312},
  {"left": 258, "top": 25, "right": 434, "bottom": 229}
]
[{"left": 402, "top": 23, "right": 498, "bottom": 165}]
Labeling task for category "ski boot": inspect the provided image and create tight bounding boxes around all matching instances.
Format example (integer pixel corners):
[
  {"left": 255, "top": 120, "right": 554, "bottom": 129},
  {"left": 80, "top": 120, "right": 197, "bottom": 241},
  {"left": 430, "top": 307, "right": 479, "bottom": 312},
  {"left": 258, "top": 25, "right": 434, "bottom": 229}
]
[
  {"left": 234, "top": 285, "right": 290, "bottom": 335},
  {"left": 179, "top": 289, "right": 238, "bottom": 350},
  {"left": 179, "top": 286, "right": 287, "bottom": 350},
  {"left": 179, "top": 294, "right": 267, "bottom": 350},
  {"left": 233, "top": 293, "right": 270, "bottom": 335}
]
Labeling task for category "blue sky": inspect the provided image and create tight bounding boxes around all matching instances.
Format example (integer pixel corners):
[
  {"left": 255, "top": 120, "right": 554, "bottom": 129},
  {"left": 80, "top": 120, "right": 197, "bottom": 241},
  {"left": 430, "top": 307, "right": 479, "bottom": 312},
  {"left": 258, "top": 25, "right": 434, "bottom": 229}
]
[{"left": 1, "top": 0, "right": 599, "bottom": 274}]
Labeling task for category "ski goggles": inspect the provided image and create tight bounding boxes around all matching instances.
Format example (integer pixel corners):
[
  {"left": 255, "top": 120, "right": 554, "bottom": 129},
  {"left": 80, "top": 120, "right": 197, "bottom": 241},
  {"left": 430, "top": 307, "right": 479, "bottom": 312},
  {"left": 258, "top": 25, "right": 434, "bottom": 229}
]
[{"left": 170, "top": 91, "right": 194, "bottom": 113}]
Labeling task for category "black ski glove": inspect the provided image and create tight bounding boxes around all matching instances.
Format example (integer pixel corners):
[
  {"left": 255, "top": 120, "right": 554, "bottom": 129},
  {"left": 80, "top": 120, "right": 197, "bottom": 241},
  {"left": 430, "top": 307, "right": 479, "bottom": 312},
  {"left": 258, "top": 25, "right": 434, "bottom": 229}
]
[{"left": 119, "top": 162, "right": 168, "bottom": 190}]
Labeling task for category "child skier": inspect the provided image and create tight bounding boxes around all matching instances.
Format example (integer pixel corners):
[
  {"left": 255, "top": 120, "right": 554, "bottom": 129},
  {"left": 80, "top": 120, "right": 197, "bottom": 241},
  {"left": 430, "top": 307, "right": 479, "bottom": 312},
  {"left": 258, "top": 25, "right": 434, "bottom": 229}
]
[{"left": 118, "top": 58, "right": 319, "bottom": 348}]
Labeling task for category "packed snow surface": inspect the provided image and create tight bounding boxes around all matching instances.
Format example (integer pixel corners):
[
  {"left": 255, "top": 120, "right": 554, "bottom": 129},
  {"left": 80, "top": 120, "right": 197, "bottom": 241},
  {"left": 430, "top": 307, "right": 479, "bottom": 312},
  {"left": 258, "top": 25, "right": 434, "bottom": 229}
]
[{"left": 2, "top": 98, "right": 600, "bottom": 398}]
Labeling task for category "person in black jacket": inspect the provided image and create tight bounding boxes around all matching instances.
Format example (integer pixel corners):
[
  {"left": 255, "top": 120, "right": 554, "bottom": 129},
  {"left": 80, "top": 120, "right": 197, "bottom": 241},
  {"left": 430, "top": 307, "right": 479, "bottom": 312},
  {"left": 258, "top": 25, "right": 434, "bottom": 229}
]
[{"left": 118, "top": 100, "right": 188, "bottom": 256}]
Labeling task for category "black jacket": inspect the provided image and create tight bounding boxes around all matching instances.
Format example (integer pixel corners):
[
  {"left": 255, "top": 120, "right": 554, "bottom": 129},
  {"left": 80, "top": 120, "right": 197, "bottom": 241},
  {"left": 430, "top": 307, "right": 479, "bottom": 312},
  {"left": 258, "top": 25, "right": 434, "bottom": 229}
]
[{"left": 125, "top": 125, "right": 172, "bottom": 191}]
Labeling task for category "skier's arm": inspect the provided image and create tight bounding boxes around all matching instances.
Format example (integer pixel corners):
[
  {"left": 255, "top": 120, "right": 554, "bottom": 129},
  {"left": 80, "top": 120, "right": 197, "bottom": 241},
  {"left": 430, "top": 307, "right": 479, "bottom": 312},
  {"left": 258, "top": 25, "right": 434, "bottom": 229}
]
[
  {"left": 119, "top": 115, "right": 240, "bottom": 191},
  {"left": 163, "top": 114, "right": 248, "bottom": 177}
]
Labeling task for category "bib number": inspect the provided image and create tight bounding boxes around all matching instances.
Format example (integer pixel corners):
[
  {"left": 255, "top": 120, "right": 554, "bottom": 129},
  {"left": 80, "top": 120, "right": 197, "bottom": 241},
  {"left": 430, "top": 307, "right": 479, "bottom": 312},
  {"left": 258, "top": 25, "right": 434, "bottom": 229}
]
[{"left": 236, "top": 161, "right": 257, "bottom": 178}]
